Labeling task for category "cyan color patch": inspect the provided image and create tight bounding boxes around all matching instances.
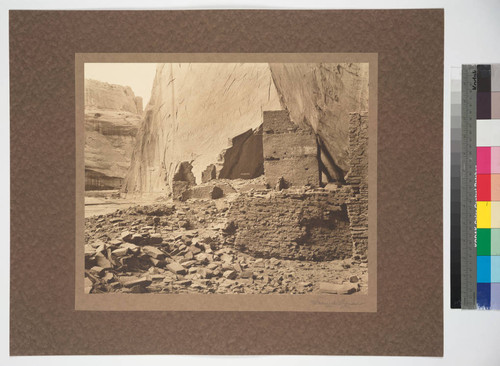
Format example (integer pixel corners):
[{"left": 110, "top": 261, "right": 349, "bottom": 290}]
[{"left": 492, "top": 256, "right": 500, "bottom": 283}]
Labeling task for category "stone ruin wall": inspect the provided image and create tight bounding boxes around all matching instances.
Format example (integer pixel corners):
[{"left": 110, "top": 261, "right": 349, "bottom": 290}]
[
  {"left": 346, "top": 112, "right": 369, "bottom": 257},
  {"left": 227, "top": 111, "right": 369, "bottom": 261},
  {"left": 262, "top": 110, "right": 320, "bottom": 188},
  {"left": 228, "top": 189, "right": 354, "bottom": 261}
]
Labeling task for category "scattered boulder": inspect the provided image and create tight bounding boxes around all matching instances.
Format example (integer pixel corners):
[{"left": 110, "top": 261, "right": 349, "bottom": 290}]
[
  {"left": 95, "top": 253, "right": 112, "bottom": 269},
  {"left": 112, "top": 247, "right": 129, "bottom": 257},
  {"left": 166, "top": 261, "right": 187, "bottom": 275},
  {"left": 223, "top": 270, "right": 237, "bottom": 280},
  {"left": 142, "top": 246, "right": 166, "bottom": 259},
  {"left": 124, "top": 277, "right": 152, "bottom": 288},
  {"left": 90, "top": 266, "right": 105, "bottom": 277},
  {"left": 84, "top": 201, "right": 368, "bottom": 295}
]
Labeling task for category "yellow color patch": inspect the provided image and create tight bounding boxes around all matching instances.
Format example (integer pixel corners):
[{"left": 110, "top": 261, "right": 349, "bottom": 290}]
[{"left": 478, "top": 201, "right": 492, "bottom": 228}]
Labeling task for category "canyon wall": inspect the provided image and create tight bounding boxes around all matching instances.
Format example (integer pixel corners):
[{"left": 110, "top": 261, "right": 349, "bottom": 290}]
[
  {"left": 85, "top": 79, "right": 142, "bottom": 190},
  {"left": 123, "top": 63, "right": 369, "bottom": 194},
  {"left": 123, "top": 63, "right": 282, "bottom": 194},
  {"left": 269, "top": 63, "right": 368, "bottom": 180}
]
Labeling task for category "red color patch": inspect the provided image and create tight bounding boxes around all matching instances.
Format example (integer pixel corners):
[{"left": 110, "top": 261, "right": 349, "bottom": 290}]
[{"left": 477, "top": 174, "right": 492, "bottom": 201}]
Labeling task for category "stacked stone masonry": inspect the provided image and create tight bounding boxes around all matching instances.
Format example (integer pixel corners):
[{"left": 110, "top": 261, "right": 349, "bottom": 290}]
[
  {"left": 228, "top": 188, "right": 354, "bottom": 261},
  {"left": 346, "top": 112, "right": 369, "bottom": 257},
  {"left": 262, "top": 110, "right": 320, "bottom": 188},
  {"left": 227, "top": 111, "right": 369, "bottom": 261}
]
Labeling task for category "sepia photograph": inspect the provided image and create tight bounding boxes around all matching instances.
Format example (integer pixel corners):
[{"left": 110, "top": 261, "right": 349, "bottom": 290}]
[{"left": 79, "top": 55, "right": 375, "bottom": 309}]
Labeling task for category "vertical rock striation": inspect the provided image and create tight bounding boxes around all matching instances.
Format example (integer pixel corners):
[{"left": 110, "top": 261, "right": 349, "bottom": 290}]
[
  {"left": 123, "top": 63, "right": 282, "bottom": 194},
  {"left": 85, "top": 79, "right": 143, "bottom": 190},
  {"left": 269, "top": 63, "right": 369, "bottom": 181},
  {"left": 123, "top": 63, "right": 369, "bottom": 194}
]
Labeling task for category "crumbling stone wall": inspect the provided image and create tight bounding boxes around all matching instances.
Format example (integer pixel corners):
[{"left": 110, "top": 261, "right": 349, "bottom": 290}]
[
  {"left": 346, "top": 112, "right": 368, "bottom": 257},
  {"left": 226, "top": 111, "right": 369, "bottom": 261},
  {"left": 262, "top": 110, "right": 320, "bottom": 187},
  {"left": 172, "top": 161, "right": 196, "bottom": 200},
  {"left": 201, "top": 164, "right": 217, "bottom": 183},
  {"left": 228, "top": 188, "right": 354, "bottom": 261}
]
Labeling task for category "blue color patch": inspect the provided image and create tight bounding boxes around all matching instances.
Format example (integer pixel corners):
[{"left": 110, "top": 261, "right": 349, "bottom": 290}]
[
  {"left": 477, "top": 256, "right": 492, "bottom": 283},
  {"left": 477, "top": 282, "right": 491, "bottom": 309}
]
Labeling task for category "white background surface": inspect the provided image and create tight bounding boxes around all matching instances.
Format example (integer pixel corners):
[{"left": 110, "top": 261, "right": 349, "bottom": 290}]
[{"left": 1, "top": 0, "right": 500, "bottom": 365}]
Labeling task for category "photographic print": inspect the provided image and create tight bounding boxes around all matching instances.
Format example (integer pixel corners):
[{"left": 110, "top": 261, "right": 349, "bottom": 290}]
[
  {"left": 11, "top": 10, "right": 444, "bottom": 355},
  {"left": 76, "top": 54, "right": 377, "bottom": 312}
]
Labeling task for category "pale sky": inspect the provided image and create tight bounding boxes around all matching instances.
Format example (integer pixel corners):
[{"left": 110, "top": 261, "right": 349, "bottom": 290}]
[{"left": 84, "top": 63, "right": 157, "bottom": 105}]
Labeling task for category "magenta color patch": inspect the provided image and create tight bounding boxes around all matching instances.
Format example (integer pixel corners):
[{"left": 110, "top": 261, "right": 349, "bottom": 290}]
[
  {"left": 491, "top": 147, "right": 500, "bottom": 174},
  {"left": 477, "top": 147, "right": 492, "bottom": 174}
]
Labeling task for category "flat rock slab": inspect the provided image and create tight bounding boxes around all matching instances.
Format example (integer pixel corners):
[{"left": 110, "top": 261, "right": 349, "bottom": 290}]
[
  {"left": 112, "top": 247, "right": 129, "bottom": 257},
  {"left": 123, "top": 277, "right": 152, "bottom": 288},
  {"left": 142, "top": 246, "right": 166, "bottom": 259},
  {"left": 166, "top": 261, "right": 187, "bottom": 275},
  {"left": 94, "top": 253, "right": 112, "bottom": 269}
]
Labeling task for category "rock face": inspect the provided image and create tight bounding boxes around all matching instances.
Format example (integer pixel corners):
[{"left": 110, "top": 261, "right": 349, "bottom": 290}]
[
  {"left": 269, "top": 63, "right": 368, "bottom": 180},
  {"left": 85, "top": 79, "right": 143, "bottom": 115},
  {"left": 123, "top": 63, "right": 368, "bottom": 194},
  {"left": 85, "top": 79, "right": 143, "bottom": 190},
  {"left": 123, "top": 63, "right": 282, "bottom": 194}
]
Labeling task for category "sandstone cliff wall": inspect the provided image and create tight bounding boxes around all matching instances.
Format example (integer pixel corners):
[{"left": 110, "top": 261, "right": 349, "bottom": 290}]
[
  {"left": 123, "top": 63, "right": 368, "bottom": 194},
  {"left": 269, "top": 63, "right": 368, "bottom": 180},
  {"left": 123, "top": 63, "right": 282, "bottom": 194},
  {"left": 84, "top": 79, "right": 142, "bottom": 190},
  {"left": 85, "top": 79, "right": 143, "bottom": 115}
]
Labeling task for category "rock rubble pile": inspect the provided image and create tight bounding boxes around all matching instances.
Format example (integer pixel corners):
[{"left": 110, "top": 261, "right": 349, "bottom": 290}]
[{"left": 84, "top": 199, "right": 367, "bottom": 295}]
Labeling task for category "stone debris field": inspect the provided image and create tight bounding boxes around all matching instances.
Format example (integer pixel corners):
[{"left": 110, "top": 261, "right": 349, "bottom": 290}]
[{"left": 84, "top": 195, "right": 367, "bottom": 295}]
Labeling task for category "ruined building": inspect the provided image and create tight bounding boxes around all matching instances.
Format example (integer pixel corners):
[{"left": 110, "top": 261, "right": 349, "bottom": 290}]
[
  {"left": 262, "top": 110, "right": 319, "bottom": 188},
  {"left": 227, "top": 111, "right": 369, "bottom": 261},
  {"left": 166, "top": 108, "right": 369, "bottom": 261}
]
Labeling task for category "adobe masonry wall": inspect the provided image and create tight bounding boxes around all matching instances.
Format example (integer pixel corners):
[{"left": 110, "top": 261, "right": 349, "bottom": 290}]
[
  {"left": 346, "top": 112, "right": 369, "bottom": 257},
  {"left": 262, "top": 110, "right": 320, "bottom": 187},
  {"left": 226, "top": 111, "right": 369, "bottom": 261},
  {"left": 228, "top": 188, "right": 354, "bottom": 260}
]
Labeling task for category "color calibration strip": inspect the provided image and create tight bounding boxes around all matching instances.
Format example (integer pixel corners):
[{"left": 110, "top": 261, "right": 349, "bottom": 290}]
[
  {"left": 476, "top": 64, "right": 500, "bottom": 309},
  {"left": 453, "top": 64, "right": 500, "bottom": 309}
]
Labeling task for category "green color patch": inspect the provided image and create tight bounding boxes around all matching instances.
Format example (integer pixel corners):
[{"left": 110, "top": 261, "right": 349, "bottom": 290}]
[{"left": 477, "top": 228, "right": 491, "bottom": 256}]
